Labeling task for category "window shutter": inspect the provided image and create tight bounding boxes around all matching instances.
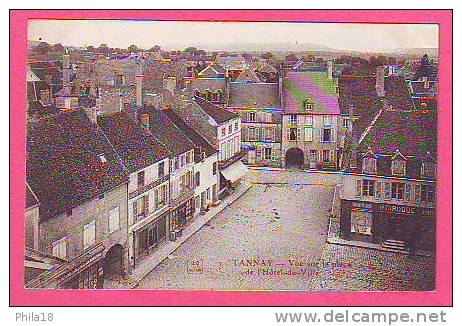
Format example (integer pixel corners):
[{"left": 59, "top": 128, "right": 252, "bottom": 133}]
[
  {"left": 329, "top": 150, "right": 335, "bottom": 163},
  {"left": 355, "top": 179, "right": 362, "bottom": 197},
  {"left": 320, "top": 129, "right": 324, "bottom": 142},
  {"left": 133, "top": 201, "right": 138, "bottom": 218}
]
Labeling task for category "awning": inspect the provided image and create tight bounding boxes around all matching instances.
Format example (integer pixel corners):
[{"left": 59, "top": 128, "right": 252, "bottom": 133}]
[{"left": 220, "top": 160, "right": 248, "bottom": 183}]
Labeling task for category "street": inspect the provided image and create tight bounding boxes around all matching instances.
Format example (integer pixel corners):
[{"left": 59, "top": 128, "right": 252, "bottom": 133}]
[{"left": 136, "top": 169, "right": 435, "bottom": 291}]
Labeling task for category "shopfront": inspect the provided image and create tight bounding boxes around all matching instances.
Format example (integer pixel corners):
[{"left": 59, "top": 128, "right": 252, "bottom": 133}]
[
  {"left": 340, "top": 200, "right": 435, "bottom": 251},
  {"left": 170, "top": 197, "right": 194, "bottom": 232},
  {"left": 131, "top": 210, "right": 169, "bottom": 267}
]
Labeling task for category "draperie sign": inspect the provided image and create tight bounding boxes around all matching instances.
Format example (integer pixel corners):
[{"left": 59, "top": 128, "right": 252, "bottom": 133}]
[{"left": 378, "top": 204, "right": 416, "bottom": 215}]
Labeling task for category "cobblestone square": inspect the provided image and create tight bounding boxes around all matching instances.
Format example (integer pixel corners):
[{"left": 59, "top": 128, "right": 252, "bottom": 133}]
[{"left": 136, "top": 170, "right": 435, "bottom": 291}]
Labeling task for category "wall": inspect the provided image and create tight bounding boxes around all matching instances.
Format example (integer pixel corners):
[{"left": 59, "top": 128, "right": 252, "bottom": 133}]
[
  {"left": 193, "top": 153, "right": 219, "bottom": 213},
  {"left": 217, "top": 117, "right": 241, "bottom": 162}
]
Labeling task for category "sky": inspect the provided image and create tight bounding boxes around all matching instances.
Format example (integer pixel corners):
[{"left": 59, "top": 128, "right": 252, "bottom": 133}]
[{"left": 28, "top": 20, "right": 439, "bottom": 52}]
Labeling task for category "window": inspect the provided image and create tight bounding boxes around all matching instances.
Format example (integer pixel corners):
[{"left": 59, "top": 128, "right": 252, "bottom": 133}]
[
  {"left": 155, "top": 185, "right": 167, "bottom": 209},
  {"left": 304, "top": 100, "right": 313, "bottom": 111},
  {"left": 322, "top": 150, "right": 330, "bottom": 163},
  {"left": 384, "top": 182, "right": 391, "bottom": 199},
  {"left": 264, "top": 147, "right": 272, "bottom": 160},
  {"left": 305, "top": 115, "right": 313, "bottom": 126},
  {"left": 322, "top": 128, "right": 332, "bottom": 142},
  {"left": 83, "top": 220, "right": 96, "bottom": 250},
  {"left": 195, "top": 171, "right": 201, "bottom": 188},
  {"left": 288, "top": 128, "right": 299, "bottom": 141},
  {"left": 375, "top": 181, "right": 382, "bottom": 199},
  {"left": 221, "top": 128, "right": 226, "bottom": 136},
  {"left": 206, "top": 188, "right": 211, "bottom": 200},
  {"left": 404, "top": 184, "right": 412, "bottom": 202},
  {"left": 248, "top": 112, "right": 256, "bottom": 122},
  {"left": 421, "top": 185, "right": 435, "bottom": 204},
  {"left": 235, "top": 122, "right": 239, "bottom": 130},
  {"left": 310, "top": 150, "right": 317, "bottom": 164},
  {"left": 158, "top": 161, "right": 165, "bottom": 178},
  {"left": 414, "top": 185, "right": 421, "bottom": 203},
  {"left": 229, "top": 125, "right": 233, "bottom": 133},
  {"left": 342, "top": 118, "right": 349, "bottom": 128},
  {"left": 351, "top": 211, "right": 372, "bottom": 235},
  {"left": 355, "top": 179, "right": 362, "bottom": 197},
  {"left": 98, "top": 154, "right": 107, "bottom": 163},
  {"left": 421, "top": 162, "right": 436, "bottom": 179},
  {"left": 137, "top": 170, "right": 145, "bottom": 188},
  {"left": 248, "top": 127, "right": 256, "bottom": 141},
  {"left": 323, "top": 115, "right": 332, "bottom": 126},
  {"left": 392, "top": 159, "right": 406, "bottom": 176},
  {"left": 108, "top": 207, "right": 120, "bottom": 233},
  {"left": 265, "top": 127, "right": 273, "bottom": 141},
  {"left": 362, "top": 180, "right": 375, "bottom": 197},
  {"left": 213, "top": 162, "right": 217, "bottom": 175},
  {"left": 304, "top": 127, "right": 313, "bottom": 142},
  {"left": 289, "top": 114, "right": 297, "bottom": 124},
  {"left": 391, "top": 182, "right": 404, "bottom": 200},
  {"left": 52, "top": 237, "right": 67, "bottom": 259},
  {"left": 362, "top": 157, "right": 377, "bottom": 174}
]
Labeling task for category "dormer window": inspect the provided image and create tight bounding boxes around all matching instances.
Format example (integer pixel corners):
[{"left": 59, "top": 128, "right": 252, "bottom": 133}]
[
  {"left": 98, "top": 154, "right": 107, "bottom": 163},
  {"left": 304, "top": 98, "right": 313, "bottom": 111},
  {"left": 362, "top": 148, "right": 377, "bottom": 174},
  {"left": 391, "top": 149, "right": 406, "bottom": 176},
  {"left": 421, "top": 156, "right": 437, "bottom": 179}
]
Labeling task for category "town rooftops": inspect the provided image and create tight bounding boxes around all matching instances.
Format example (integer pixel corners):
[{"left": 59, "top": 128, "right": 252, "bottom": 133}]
[
  {"left": 228, "top": 82, "right": 281, "bottom": 109},
  {"left": 162, "top": 108, "right": 218, "bottom": 161},
  {"left": 98, "top": 111, "right": 170, "bottom": 173},
  {"left": 342, "top": 109, "right": 437, "bottom": 179},
  {"left": 358, "top": 109, "right": 437, "bottom": 158},
  {"left": 194, "top": 96, "right": 239, "bottom": 124},
  {"left": 384, "top": 75, "right": 416, "bottom": 111},
  {"left": 26, "top": 109, "right": 129, "bottom": 218},
  {"left": 338, "top": 75, "right": 379, "bottom": 116},
  {"left": 138, "top": 107, "right": 196, "bottom": 156},
  {"left": 282, "top": 71, "right": 340, "bottom": 115}
]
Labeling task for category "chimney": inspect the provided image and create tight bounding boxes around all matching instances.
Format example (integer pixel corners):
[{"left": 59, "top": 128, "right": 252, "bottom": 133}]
[
  {"left": 141, "top": 113, "right": 150, "bottom": 133},
  {"left": 349, "top": 137, "right": 358, "bottom": 169},
  {"left": 136, "top": 65, "right": 144, "bottom": 107},
  {"left": 376, "top": 66, "right": 385, "bottom": 97},
  {"left": 327, "top": 59, "right": 333, "bottom": 80}
]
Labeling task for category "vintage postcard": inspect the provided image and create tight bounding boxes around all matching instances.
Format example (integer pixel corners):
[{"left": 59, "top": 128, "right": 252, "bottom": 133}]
[{"left": 10, "top": 10, "right": 452, "bottom": 306}]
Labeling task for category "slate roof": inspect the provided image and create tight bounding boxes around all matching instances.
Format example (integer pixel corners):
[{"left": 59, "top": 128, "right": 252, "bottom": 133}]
[
  {"left": 359, "top": 109, "right": 437, "bottom": 158},
  {"left": 194, "top": 97, "right": 239, "bottom": 124},
  {"left": 138, "top": 107, "right": 196, "bottom": 156},
  {"left": 27, "top": 80, "right": 49, "bottom": 102},
  {"left": 228, "top": 82, "right": 281, "bottom": 108},
  {"left": 384, "top": 75, "right": 416, "bottom": 111},
  {"left": 342, "top": 109, "right": 437, "bottom": 180},
  {"left": 338, "top": 75, "right": 379, "bottom": 116},
  {"left": 189, "top": 77, "right": 226, "bottom": 92},
  {"left": 407, "top": 80, "right": 438, "bottom": 96},
  {"left": 26, "top": 109, "right": 129, "bottom": 218},
  {"left": 26, "top": 184, "right": 39, "bottom": 209},
  {"left": 412, "top": 98, "right": 437, "bottom": 111},
  {"left": 27, "top": 101, "right": 60, "bottom": 119},
  {"left": 282, "top": 71, "right": 340, "bottom": 114},
  {"left": 98, "top": 111, "right": 170, "bottom": 173},
  {"left": 162, "top": 109, "right": 218, "bottom": 161}
]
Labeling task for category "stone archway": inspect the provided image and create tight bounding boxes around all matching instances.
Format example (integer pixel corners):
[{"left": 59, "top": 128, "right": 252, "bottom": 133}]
[
  {"left": 103, "top": 244, "right": 124, "bottom": 281},
  {"left": 285, "top": 147, "right": 304, "bottom": 169}
]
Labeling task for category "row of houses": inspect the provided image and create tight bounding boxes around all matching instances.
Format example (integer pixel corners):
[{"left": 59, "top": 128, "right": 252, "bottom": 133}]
[{"left": 25, "top": 60, "right": 246, "bottom": 288}]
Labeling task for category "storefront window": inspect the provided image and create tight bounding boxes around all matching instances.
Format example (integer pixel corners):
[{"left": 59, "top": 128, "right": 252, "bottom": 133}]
[
  {"left": 351, "top": 210, "right": 372, "bottom": 235},
  {"left": 375, "top": 181, "right": 382, "bottom": 199},
  {"left": 404, "top": 184, "right": 412, "bottom": 202},
  {"left": 421, "top": 185, "right": 435, "bottom": 204},
  {"left": 384, "top": 182, "right": 391, "bottom": 199}
]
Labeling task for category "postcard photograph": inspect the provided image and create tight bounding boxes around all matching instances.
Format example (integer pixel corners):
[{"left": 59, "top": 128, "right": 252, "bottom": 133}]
[{"left": 21, "top": 17, "right": 443, "bottom": 295}]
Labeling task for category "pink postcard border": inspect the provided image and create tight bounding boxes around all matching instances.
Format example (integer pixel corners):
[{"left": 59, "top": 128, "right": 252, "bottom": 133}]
[{"left": 10, "top": 9, "right": 452, "bottom": 307}]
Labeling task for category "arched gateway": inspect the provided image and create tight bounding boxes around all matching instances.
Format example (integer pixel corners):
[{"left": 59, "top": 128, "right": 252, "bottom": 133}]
[
  {"left": 285, "top": 147, "right": 304, "bottom": 168},
  {"left": 103, "top": 244, "right": 124, "bottom": 280}
]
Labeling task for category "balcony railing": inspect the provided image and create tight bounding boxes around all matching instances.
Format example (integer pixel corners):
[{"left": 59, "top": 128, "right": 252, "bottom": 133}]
[{"left": 129, "top": 174, "right": 169, "bottom": 200}]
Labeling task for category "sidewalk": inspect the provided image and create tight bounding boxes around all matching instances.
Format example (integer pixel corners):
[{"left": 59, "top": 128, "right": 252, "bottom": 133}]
[
  {"left": 326, "top": 184, "right": 435, "bottom": 258},
  {"left": 126, "top": 181, "right": 253, "bottom": 289}
]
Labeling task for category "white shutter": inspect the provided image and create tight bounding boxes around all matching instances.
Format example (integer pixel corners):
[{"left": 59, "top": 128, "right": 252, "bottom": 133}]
[
  {"left": 108, "top": 207, "right": 120, "bottom": 233},
  {"left": 355, "top": 179, "right": 362, "bottom": 197},
  {"left": 83, "top": 220, "right": 96, "bottom": 249}
]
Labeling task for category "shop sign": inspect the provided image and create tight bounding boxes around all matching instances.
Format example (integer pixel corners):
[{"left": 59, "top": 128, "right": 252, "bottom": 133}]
[
  {"left": 352, "top": 201, "right": 373, "bottom": 210},
  {"left": 378, "top": 203, "right": 416, "bottom": 215}
]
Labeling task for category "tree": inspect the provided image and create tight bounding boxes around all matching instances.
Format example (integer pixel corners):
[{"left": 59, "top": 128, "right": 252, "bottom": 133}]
[
  {"left": 184, "top": 46, "right": 198, "bottom": 54},
  {"left": 33, "top": 42, "right": 52, "bottom": 55},
  {"left": 285, "top": 53, "right": 299, "bottom": 62},
  {"left": 53, "top": 43, "right": 65, "bottom": 53},
  {"left": 86, "top": 45, "right": 96, "bottom": 52},
  {"left": 149, "top": 45, "right": 161, "bottom": 52},
  {"left": 127, "top": 44, "right": 139, "bottom": 53},
  {"left": 261, "top": 52, "right": 273, "bottom": 60},
  {"left": 98, "top": 43, "right": 110, "bottom": 54},
  {"left": 301, "top": 54, "right": 315, "bottom": 62},
  {"left": 414, "top": 54, "right": 433, "bottom": 80}
]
